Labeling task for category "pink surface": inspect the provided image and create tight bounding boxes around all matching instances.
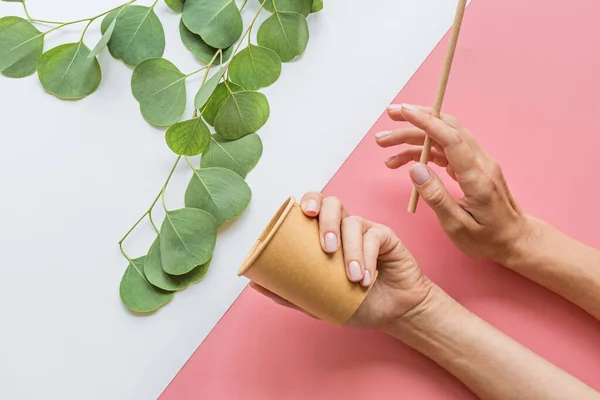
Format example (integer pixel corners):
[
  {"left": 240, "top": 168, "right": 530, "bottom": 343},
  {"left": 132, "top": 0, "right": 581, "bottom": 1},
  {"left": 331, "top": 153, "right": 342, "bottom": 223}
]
[{"left": 161, "top": 0, "right": 600, "bottom": 398}]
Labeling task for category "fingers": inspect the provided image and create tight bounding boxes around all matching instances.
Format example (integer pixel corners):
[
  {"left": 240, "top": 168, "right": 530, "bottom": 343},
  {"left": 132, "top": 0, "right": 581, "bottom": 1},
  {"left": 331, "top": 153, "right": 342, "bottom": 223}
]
[
  {"left": 340, "top": 216, "right": 368, "bottom": 284},
  {"left": 300, "top": 191, "right": 322, "bottom": 217},
  {"left": 362, "top": 225, "right": 391, "bottom": 286},
  {"left": 318, "top": 196, "right": 348, "bottom": 254},
  {"left": 384, "top": 147, "right": 448, "bottom": 169},
  {"left": 387, "top": 104, "right": 461, "bottom": 128},
  {"left": 409, "top": 163, "right": 473, "bottom": 229},
  {"left": 376, "top": 127, "right": 443, "bottom": 152}
]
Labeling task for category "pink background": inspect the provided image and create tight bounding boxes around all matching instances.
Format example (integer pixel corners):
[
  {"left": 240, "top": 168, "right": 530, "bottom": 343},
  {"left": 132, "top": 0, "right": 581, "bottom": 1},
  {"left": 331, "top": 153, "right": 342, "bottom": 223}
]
[{"left": 161, "top": 0, "right": 600, "bottom": 398}]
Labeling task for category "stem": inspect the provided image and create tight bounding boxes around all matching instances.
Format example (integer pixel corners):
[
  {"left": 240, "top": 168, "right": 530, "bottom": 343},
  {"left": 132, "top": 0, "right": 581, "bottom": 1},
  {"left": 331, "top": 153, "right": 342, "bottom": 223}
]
[
  {"left": 183, "top": 156, "right": 198, "bottom": 172},
  {"left": 21, "top": 1, "right": 33, "bottom": 20},
  {"left": 150, "top": 0, "right": 160, "bottom": 9},
  {"left": 185, "top": 64, "right": 210, "bottom": 79},
  {"left": 160, "top": 156, "right": 181, "bottom": 213},
  {"left": 118, "top": 156, "right": 181, "bottom": 246},
  {"left": 149, "top": 213, "right": 160, "bottom": 234},
  {"left": 226, "top": 0, "right": 267, "bottom": 76},
  {"left": 240, "top": 0, "right": 248, "bottom": 11},
  {"left": 37, "top": 0, "right": 136, "bottom": 32},
  {"left": 79, "top": 19, "right": 93, "bottom": 42}
]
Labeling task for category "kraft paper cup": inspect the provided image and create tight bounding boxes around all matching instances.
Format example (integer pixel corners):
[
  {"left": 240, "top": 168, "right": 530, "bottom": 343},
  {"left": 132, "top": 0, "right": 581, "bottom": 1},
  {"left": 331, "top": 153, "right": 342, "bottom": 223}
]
[{"left": 238, "top": 197, "right": 377, "bottom": 326}]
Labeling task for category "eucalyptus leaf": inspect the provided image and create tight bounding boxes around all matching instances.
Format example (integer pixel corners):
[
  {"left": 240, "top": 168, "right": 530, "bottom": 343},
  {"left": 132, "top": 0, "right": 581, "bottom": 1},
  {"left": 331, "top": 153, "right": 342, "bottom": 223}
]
[
  {"left": 165, "top": 0, "right": 185, "bottom": 13},
  {"left": 101, "top": 5, "right": 165, "bottom": 66},
  {"left": 37, "top": 43, "right": 102, "bottom": 100},
  {"left": 131, "top": 58, "right": 186, "bottom": 127},
  {"left": 88, "top": 19, "right": 115, "bottom": 58},
  {"left": 262, "top": 0, "right": 312, "bottom": 17},
  {"left": 182, "top": 0, "right": 242, "bottom": 49},
  {"left": 145, "top": 237, "right": 211, "bottom": 291},
  {"left": 201, "top": 134, "right": 262, "bottom": 178},
  {"left": 202, "top": 81, "right": 244, "bottom": 126},
  {"left": 120, "top": 256, "right": 174, "bottom": 313},
  {"left": 214, "top": 91, "right": 270, "bottom": 140},
  {"left": 185, "top": 167, "right": 251, "bottom": 225},
  {"left": 0, "top": 16, "right": 44, "bottom": 78},
  {"left": 311, "top": 0, "right": 323, "bottom": 12},
  {"left": 165, "top": 117, "right": 211, "bottom": 156},
  {"left": 179, "top": 20, "right": 232, "bottom": 64},
  {"left": 160, "top": 208, "right": 217, "bottom": 275},
  {"left": 257, "top": 12, "right": 309, "bottom": 62},
  {"left": 229, "top": 45, "right": 281, "bottom": 90},
  {"left": 194, "top": 66, "right": 225, "bottom": 109}
]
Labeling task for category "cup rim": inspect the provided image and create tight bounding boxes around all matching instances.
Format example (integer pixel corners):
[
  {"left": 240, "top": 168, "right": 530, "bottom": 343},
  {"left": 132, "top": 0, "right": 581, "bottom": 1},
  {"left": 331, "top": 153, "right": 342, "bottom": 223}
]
[{"left": 237, "top": 197, "right": 296, "bottom": 276}]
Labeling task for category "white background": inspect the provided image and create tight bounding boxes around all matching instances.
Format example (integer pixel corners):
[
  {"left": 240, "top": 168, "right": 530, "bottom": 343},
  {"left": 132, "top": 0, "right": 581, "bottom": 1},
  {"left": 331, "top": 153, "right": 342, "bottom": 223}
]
[{"left": 0, "top": 1, "right": 463, "bottom": 398}]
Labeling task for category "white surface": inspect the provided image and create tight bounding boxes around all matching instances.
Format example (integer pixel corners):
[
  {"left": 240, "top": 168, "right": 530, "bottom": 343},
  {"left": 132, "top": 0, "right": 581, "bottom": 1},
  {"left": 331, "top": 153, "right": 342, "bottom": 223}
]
[{"left": 0, "top": 1, "right": 461, "bottom": 398}]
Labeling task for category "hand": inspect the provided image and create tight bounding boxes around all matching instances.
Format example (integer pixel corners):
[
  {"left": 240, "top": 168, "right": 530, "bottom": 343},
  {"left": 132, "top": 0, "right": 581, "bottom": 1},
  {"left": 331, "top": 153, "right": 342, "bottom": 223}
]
[
  {"left": 250, "top": 192, "right": 434, "bottom": 330},
  {"left": 377, "top": 103, "right": 535, "bottom": 264}
]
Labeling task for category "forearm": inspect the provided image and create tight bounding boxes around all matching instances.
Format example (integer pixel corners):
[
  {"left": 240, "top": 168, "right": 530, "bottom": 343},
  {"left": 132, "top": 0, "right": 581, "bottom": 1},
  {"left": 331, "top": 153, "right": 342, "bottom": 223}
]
[
  {"left": 385, "top": 286, "right": 599, "bottom": 400},
  {"left": 505, "top": 217, "right": 600, "bottom": 320}
]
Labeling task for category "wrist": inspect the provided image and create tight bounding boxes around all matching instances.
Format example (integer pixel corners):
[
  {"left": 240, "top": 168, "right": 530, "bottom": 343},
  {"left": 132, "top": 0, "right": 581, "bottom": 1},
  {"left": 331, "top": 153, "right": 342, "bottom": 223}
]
[{"left": 497, "top": 214, "right": 547, "bottom": 269}]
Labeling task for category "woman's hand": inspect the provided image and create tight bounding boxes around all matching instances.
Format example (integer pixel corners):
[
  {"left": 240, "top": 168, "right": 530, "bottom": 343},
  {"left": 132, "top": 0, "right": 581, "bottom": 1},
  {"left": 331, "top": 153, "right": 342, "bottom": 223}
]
[
  {"left": 377, "top": 103, "right": 536, "bottom": 264},
  {"left": 250, "top": 191, "right": 434, "bottom": 330}
]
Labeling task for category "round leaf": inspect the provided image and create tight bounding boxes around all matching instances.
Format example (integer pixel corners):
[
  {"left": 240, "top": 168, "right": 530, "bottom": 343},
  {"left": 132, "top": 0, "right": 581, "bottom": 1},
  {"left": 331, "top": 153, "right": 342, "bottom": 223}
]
[
  {"left": 262, "top": 0, "right": 312, "bottom": 16},
  {"left": 165, "top": 117, "right": 210, "bottom": 156},
  {"left": 165, "top": 0, "right": 185, "bottom": 13},
  {"left": 37, "top": 43, "right": 102, "bottom": 100},
  {"left": 131, "top": 58, "right": 186, "bottom": 127},
  {"left": 0, "top": 16, "right": 44, "bottom": 78},
  {"left": 200, "top": 133, "right": 262, "bottom": 178},
  {"left": 101, "top": 5, "right": 165, "bottom": 66},
  {"left": 194, "top": 66, "right": 225, "bottom": 109},
  {"left": 179, "top": 20, "right": 232, "bottom": 64},
  {"left": 202, "top": 81, "right": 244, "bottom": 126},
  {"left": 229, "top": 45, "right": 281, "bottom": 90},
  {"left": 145, "top": 237, "right": 211, "bottom": 291},
  {"left": 214, "top": 91, "right": 270, "bottom": 140},
  {"left": 160, "top": 208, "right": 217, "bottom": 275},
  {"left": 185, "top": 167, "right": 251, "bottom": 225},
  {"left": 120, "top": 256, "right": 174, "bottom": 313},
  {"left": 182, "top": 0, "right": 242, "bottom": 49},
  {"left": 257, "top": 12, "right": 309, "bottom": 62},
  {"left": 311, "top": 0, "right": 323, "bottom": 12}
]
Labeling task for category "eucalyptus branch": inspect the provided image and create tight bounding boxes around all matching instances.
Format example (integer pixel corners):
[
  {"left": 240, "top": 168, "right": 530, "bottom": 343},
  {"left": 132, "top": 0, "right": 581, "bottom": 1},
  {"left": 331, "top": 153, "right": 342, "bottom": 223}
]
[
  {"left": 225, "top": 0, "right": 267, "bottom": 78},
  {"left": 32, "top": 0, "right": 136, "bottom": 28}
]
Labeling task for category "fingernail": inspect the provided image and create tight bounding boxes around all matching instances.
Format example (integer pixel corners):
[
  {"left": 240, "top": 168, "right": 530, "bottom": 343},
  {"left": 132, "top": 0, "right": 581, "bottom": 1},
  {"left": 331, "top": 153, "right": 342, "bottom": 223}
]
[
  {"left": 375, "top": 130, "right": 391, "bottom": 139},
  {"left": 362, "top": 270, "right": 372, "bottom": 286},
  {"left": 304, "top": 199, "right": 318, "bottom": 213},
  {"left": 387, "top": 104, "right": 402, "bottom": 110},
  {"left": 348, "top": 261, "right": 362, "bottom": 281},
  {"left": 410, "top": 163, "right": 431, "bottom": 185},
  {"left": 385, "top": 155, "right": 396, "bottom": 163},
  {"left": 324, "top": 232, "right": 338, "bottom": 253},
  {"left": 401, "top": 103, "right": 419, "bottom": 112}
]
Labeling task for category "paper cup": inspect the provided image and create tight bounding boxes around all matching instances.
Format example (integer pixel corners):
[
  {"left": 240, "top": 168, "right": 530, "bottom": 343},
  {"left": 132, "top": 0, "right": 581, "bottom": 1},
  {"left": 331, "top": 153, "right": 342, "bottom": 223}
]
[{"left": 238, "top": 197, "right": 377, "bottom": 326}]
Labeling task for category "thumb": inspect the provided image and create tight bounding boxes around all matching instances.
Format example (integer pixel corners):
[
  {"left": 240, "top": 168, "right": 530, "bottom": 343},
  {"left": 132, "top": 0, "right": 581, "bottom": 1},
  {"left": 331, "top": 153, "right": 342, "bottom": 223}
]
[{"left": 409, "top": 163, "right": 465, "bottom": 224}]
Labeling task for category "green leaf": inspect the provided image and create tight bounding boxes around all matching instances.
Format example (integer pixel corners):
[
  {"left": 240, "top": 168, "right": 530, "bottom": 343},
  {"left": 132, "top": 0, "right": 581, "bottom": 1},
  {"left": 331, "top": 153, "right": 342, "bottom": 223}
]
[
  {"left": 165, "top": 0, "right": 185, "bottom": 13},
  {"left": 229, "top": 45, "right": 281, "bottom": 90},
  {"left": 160, "top": 208, "right": 217, "bottom": 275},
  {"left": 185, "top": 167, "right": 252, "bottom": 225},
  {"left": 182, "top": 0, "right": 242, "bottom": 49},
  {"left": 263, "top": 0, "right": 312, "bottom": 17},
  {"left": 202, "top": 81, "right": 244, "bottom": 126},
  {"left": 88, "top": 19, "right": 115, "bottom": 58},
  {"left": 311, "top": 0, "right": 323, "bottom": 12},
  {"left": 0, "top": 16, "right": 44, "bottom": 78},
  {"left": 101, "top": 5, "right": 165, "bottom": 66},
  {"left": 257, "top": 12, "right": 309, "bottom": 62},
  {"left": 201, "top": 134, "right": 262, "bottom": 178},
  {"left": 179, "top": 19, "right": 232, "bottom": 64},
  {"left": 165, "top": 117, "right": 210, "bottom": 156},
  {"left": 120, "top": 256, "right": 174, "bottom": 313},
  {"left": 214, "top": 91, "right": 270, "bottom": 140},
  {"left": 194, "top": 66, "right": 225, "bottom": 109},
  {"left": 131, "top": 58, "right": 186, "bottom": 127},
  {"left": 145, "top": 237, "right": 211, "bottom": 291},
  {"left": 37, "top": 43, "right": 102, "bottom": 100}
]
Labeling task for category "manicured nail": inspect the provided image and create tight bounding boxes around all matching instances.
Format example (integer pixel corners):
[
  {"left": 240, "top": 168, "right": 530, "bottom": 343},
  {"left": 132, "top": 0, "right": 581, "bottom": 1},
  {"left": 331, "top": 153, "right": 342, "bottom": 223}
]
[
  {"left": 362, "top": 270, "right": 372, "bottom": 286},
  {"left": 324, "top": 232, "right": 338, "bottom": 253},
  {"left": 348, "top": 261, "right": 362, "bottom": 281},
  {"left": 401, "top": 103, "right": 419, "bottom": 112},
  {"left": 410, "top": 163, "right": 431, "bottom": 185},
  {"left": 375, "top": 130, "right": 391, "bottom": 139},
  {"left": 387, "top": 104, "right": 402, "bottom": 110},
  {"left": 385, "top": 155, "right": 396, "bottom": 164},
  {"left": 304, "top": 199, "right": 318, "bottom": 213}
]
